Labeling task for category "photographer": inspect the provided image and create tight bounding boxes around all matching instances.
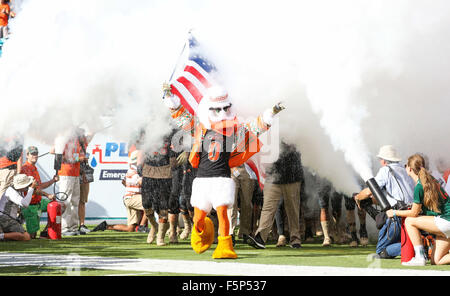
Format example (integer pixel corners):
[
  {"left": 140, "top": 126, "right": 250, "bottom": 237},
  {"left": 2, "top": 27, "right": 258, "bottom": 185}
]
[
  {"left": 354, "top": 145, "right": 414, "bottom": 258},
  {"left": 387, "top": 154, "right": 450, "bottom": 266},
  {"left": 0, "top": 174, "right": 37, "bottom": 241}
]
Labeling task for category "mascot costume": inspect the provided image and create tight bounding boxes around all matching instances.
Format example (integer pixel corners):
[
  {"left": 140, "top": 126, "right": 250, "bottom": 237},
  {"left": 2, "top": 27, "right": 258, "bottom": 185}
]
[{"left": 162, "top": 83, "right": 284, "bottom": 259}]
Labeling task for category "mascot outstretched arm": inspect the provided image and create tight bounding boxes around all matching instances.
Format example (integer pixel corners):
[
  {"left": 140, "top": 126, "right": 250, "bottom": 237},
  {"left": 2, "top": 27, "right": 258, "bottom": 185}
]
[{"left": 163, "top": 83, "right": 284, "bottom": 259}]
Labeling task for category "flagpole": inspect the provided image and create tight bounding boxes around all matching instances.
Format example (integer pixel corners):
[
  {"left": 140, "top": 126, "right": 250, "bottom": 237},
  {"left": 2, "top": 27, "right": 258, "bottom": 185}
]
[{"left": 163, "top": 30, "right": 193, "bottom": 99}]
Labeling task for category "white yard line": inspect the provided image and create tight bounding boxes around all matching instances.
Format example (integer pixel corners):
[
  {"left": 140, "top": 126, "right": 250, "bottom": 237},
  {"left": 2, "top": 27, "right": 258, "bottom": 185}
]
[{"left": 1, "top": 252, "right": 449, "bottom": 276}]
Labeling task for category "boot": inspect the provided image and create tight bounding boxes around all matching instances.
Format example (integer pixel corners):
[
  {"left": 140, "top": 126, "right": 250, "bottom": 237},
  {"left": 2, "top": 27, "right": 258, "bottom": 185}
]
[
  {"left": 321, "top": 221, "right": 331, "bottom": 247},
  {"left": 191, "top": 217, "right": 215, "bottom": 254},
  {"left": 156, "top": 222, "right": 170, "bottom": 246},
  {"left": 346, "top": 208, "right": 358, "bottom": 247},
  {"left": 276, "top": 235, "right": 287, "bottom": 247},
  {"left": 146, "top": 210, "right": 158, "bottom": 244},
  {"left": 169, "top": 214, "right": 178, "bottom": 244},
  {"left": 212, "top": 235, "right": 238, "bottom": 259},
  {"left": 180, "top": 214, "right": 192, "bottom": 240}
]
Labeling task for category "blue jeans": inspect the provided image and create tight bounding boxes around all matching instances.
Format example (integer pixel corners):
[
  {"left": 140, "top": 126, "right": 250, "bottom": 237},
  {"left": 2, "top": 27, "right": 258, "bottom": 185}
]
[{"left": 376, "top": 217, "right": 401, "bottom": 257}]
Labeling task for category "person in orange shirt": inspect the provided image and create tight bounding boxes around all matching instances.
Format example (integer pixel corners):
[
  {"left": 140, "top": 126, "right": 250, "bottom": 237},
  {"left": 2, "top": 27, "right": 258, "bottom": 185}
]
[
  {"left": 51, "top": 129, "right": 86, "bottom": 236},
  {"left": 0, "top": 0, "right": 10, "bottom": 39},
  {"left": 21, "top": 146, "right": 59, "bottom": 238}
]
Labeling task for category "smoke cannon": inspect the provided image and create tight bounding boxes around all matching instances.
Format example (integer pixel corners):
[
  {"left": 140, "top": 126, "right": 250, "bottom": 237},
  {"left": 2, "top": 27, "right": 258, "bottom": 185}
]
[
  {"left": 54, "top": 154, "right": 62, "bottom": 172},
  {"left": 366, "top": 178, "right": 391, "bottom": 211}
]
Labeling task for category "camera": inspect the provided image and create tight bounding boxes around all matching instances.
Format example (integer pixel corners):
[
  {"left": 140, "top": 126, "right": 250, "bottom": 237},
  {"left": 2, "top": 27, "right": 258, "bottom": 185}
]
[{"left": 350, "top": 193, "right": 380, "bottom": 220}]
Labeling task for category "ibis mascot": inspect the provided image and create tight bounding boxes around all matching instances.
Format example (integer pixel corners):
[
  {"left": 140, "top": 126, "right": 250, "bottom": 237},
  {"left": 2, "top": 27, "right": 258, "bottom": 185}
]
[{"left": 163, "top": 83, "right": 284, "bottom": 259}]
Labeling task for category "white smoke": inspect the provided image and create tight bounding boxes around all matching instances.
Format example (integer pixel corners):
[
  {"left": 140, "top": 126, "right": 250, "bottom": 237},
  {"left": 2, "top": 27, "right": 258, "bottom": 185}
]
[{"left": 1, "top": 0, "right": 450, "bottom": 195}]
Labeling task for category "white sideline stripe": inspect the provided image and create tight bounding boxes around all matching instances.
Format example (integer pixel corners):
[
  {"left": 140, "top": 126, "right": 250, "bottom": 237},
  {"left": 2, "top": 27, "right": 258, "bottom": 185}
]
[{"left": 0, "top": 252, "right": 449, "bottom": 276}]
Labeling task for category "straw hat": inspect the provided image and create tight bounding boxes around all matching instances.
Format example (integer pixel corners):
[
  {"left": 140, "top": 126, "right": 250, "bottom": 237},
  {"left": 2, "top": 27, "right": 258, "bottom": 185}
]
[
  {"left": 128, "top": 150, "right": 139, "bottom": 164},
  {"left": 376, "top": 145, "right": 401, "bottom": 162},
  {"left": 13, "top": 174, "right": 35, "bottom": 190}
]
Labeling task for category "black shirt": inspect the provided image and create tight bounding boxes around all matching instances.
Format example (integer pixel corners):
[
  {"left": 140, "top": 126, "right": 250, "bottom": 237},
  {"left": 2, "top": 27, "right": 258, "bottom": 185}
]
[
  {"left": 196, "top": 129, "right": 233, "bottom": 178},
  {"left": 266, "top": 142, "right": 304, "bottom": 185},
  {"left": 144, "top": 131, "right": 176, "bottom": 167}
]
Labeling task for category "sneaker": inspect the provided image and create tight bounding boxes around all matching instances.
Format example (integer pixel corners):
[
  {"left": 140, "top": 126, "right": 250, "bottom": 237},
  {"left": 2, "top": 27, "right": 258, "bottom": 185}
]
[
  {"left": 92, "top": 221, "right": 108, "bottom": 232},
  {"left": 79, "top": 225, "right": 91, "bottom": 235},
  {"left": 242, "top": 234, "right": 250, "bottom": 244},
  {"left": 62, "top": 230, "right": 79, "bottom": 236},
  {"left": 402, "top": 256, "right": 426, "bottom": 266},
  {"left": 290, "top": 243, "right": 302, "bottom": 249},
  {"left": 247, "top": 233, "right": 266, "bottom": 249},
  {"left": 39, "top": 231, "right": 49, "bottom": 239},
  {"left": 136, "top": 225, "right": 149, "bottom": 233},
  {"left": 373, "top": 249, "right": 395, "bottom": 259}
]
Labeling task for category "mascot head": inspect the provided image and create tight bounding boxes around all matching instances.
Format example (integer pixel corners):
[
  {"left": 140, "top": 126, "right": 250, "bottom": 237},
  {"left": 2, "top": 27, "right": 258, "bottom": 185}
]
[{"left": 197, "top": 85, "right": 236, "bottom": 130}]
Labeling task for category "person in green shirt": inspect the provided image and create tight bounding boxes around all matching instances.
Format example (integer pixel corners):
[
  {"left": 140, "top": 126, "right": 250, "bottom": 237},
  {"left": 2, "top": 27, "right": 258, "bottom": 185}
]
[{"left": 386, "top": 154, "right": 450, "bottom": 266}]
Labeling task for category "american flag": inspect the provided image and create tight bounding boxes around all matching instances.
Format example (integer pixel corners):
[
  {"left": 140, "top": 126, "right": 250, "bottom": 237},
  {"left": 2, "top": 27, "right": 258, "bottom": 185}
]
[{"left": 169, "top": 34, "right": 218, "bottom": 115}]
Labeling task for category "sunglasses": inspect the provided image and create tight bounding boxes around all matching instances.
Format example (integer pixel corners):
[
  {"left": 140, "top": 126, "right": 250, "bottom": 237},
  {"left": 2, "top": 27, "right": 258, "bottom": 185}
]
[{"left": 209, "top": 104, "right": 232, "bottom": 113}]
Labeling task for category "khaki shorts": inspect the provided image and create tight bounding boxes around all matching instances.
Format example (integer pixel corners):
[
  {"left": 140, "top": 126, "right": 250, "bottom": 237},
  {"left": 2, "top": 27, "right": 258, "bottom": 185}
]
[
  {"left": 123, "top": 194, "right": 144, "bottom": 226},
  {"left": 80, "top": 182, "right": 90, "bottom": 203},
  {"left": 0, "top": 214, "right": 25, "bottom": 234}
]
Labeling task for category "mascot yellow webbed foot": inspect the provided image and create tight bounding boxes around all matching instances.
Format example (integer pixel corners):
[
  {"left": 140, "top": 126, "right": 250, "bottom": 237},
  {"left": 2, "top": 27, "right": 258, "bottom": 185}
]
[
  {"left": 191, "top": 216, "right": 214, "bottom": 254},
  {"left": 191, "top": 206, "right": 237, "bottom": 259}
]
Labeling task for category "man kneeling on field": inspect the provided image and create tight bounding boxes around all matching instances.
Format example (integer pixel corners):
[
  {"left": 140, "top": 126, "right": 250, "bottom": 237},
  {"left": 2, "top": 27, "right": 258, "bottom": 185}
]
[{"left": 0, "top": 174, "right": 37, "bottom": 241}]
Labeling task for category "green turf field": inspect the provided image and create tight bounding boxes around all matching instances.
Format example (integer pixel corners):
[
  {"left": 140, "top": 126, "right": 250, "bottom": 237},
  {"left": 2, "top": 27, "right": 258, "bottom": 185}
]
[{"left": 0, "top": 225, "right": 449, "bottom": 276}]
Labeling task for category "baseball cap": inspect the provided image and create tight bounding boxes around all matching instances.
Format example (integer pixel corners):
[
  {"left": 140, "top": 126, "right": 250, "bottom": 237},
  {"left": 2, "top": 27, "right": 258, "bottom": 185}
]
[{"left": 26, "top": 146, "right": 39, "bottom": 155}]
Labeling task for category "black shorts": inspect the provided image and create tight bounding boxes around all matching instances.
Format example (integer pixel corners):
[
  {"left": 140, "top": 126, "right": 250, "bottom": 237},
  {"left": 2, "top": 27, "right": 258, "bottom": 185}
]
[
  {"left": 141, "top": 178, "right": 172, "bottom": 214},
  {"left": 318, "top": 186, "right": 342, "bottom": 210}
]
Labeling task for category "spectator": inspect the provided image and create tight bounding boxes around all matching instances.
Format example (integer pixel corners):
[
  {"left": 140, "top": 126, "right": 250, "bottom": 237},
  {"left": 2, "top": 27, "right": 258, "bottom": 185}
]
[
  {"left": 0, "top": 0, "right": 10, "bottom": 39},
  {"left": 93, "top": 150, "right": 148, "bottom": 233},
  {"left": 141, "top": 130, "right": 177, "bottom": 246},
  {"left": 229, "top": 163, "right": 256, "bottom": 243},
  {"left": 20, "top": 146, "right": 59, "bottom": 238},
  {"left": 247, "top": 141, "right": 303, "bottom": 249},
  {"left": 51, "top": 129, "right": 87, "bottom": 236},
  {"left": 0, "top": 135, "right": 23, "bottom": 197},
  {"left": 77, "top": 129, "right": 94, "bottom": 235},
  {"left": 386, "top": 153, "right": 450, "bottom": 266},
  {"left": 0, "top": 174, "right": 36, "bottom": 241},
  {"left": 355, "top": 145, "right": 415, "bottom": 258}
]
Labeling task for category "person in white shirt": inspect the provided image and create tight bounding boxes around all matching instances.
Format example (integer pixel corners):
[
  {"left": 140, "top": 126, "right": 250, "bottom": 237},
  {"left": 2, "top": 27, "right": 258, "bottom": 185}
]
[{"left": 0, "top": 174, "right": 37, "bottom": 241}]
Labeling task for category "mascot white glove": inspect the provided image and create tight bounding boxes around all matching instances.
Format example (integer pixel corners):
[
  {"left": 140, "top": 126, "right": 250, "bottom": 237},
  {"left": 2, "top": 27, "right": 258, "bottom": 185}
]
[
  {"left": 263, "top": 101, "right": 285, "bottom": 126},
  {"left": 162, "top": 82, "right": 181, "bottom": 109}
]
